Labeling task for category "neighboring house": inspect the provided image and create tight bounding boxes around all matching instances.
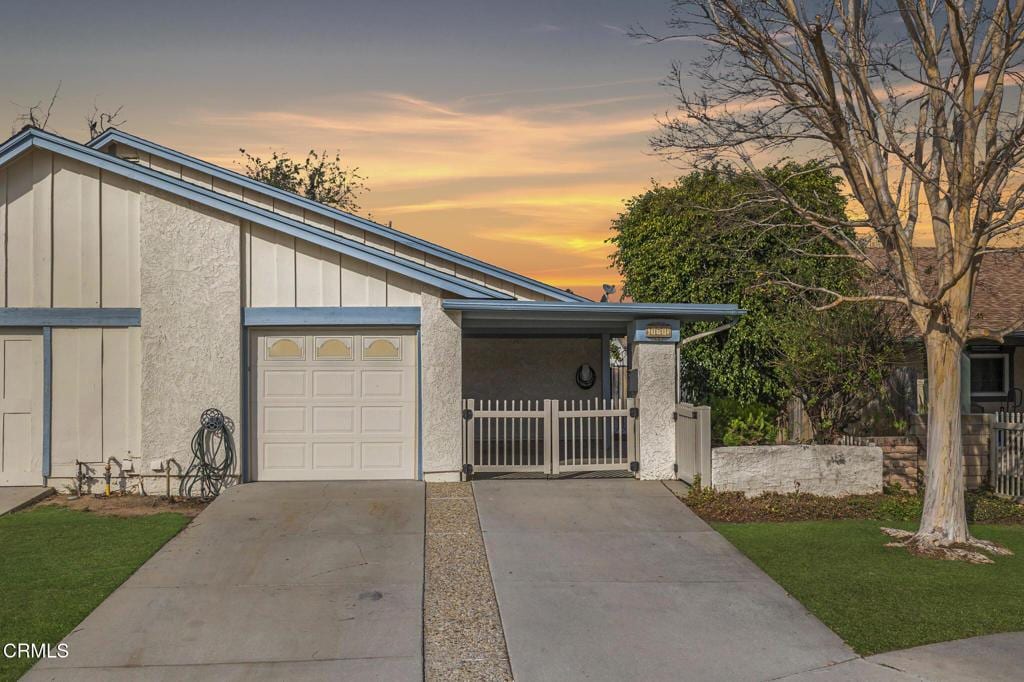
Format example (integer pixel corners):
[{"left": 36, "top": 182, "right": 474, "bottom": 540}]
[
  {"left": 871, "top": 247, "right": 1024, "bottom": 414},
  {"left": 0, "top": 127, "right": 741, "bottom": 490}
]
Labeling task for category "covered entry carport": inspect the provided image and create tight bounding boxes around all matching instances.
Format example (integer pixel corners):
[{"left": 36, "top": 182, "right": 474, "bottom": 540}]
[{"left": 445, "top": 301, "right": 742, "bottom": 480}]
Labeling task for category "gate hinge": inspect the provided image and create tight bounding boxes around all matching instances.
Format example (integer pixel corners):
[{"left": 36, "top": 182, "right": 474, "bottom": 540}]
[
  {"left": 672, "top": 462, "right": 678, "bottom": 473},
  {"left": 462, "top": 408, "right": 473, "bottom": 420},
  {"left": 671, "top": 411, "right": 678, "bottom": 422},
  {"left": 629, "top": 406, "right": 639, "bottom": 418},
  {"left": 462, "top": 463, "right": 474, "bottom": 476},
  {"left": 629, "top": 461, "right": 640, "bottom": 473}
]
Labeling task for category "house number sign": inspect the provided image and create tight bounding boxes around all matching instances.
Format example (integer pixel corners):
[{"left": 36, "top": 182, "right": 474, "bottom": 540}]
[{"left": 646, "top": 323, "right": 672, "bottom": 339}]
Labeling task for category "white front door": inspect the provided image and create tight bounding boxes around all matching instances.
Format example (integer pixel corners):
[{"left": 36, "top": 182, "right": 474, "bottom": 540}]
[
  {"left": 253, "top": 329, "right": 417, "bottom": 481},
  {"left": 0, "top": 331, "right": 43, "bottom": 486}
]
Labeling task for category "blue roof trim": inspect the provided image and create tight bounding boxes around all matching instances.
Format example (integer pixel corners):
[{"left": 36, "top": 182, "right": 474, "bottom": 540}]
[
  {"left": 442, "top": 300, "right": 745, "bottom": 321},
  {"left": 1, "top": 128, "right": 508, "bottom": 300},
  {"left": 87, "top": 128, "right": 589, "bottom": 303}
]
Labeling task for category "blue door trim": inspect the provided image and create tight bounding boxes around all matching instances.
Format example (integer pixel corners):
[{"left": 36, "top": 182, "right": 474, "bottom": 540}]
[
  {"left": 42, "top": 327, "right": 52, "bottom": 477},
  {"left": 242, "top": 307, "right": 420, "bottom": 327}
]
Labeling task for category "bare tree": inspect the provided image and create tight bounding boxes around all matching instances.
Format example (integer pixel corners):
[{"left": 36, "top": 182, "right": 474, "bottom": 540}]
[
  {"left": 11, "top": 82, "right": 61, "bottom": 134},
  {"left": 86, "top": 104, "right": 126, "bottom": 139},
  {"left": 641, "top": 0, "right": 1024, "bottom": 561}
]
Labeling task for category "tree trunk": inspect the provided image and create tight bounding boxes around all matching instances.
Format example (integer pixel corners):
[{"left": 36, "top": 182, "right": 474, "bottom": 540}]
[
  {"left": 881, "top": 329, "right": 1012, "bottom": 563},
  {"left": 918, "top": 331, "right": 968, "bottom": 542}
]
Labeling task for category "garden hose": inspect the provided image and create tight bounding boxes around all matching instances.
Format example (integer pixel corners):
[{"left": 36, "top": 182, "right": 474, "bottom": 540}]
[{"left": 179, "top": 408, "right": 236, "bottom": 500}]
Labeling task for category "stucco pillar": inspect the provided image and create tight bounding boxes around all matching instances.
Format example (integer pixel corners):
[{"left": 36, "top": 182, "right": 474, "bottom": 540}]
[
  {"left": 139, "top": 191, "right": 241, "bottom": 475},
  {"left": 633, "top": 339, "right": 677, "bottom": 480},
  {"left": 420, "top": 287, "right": 463, "bottom": 481}
]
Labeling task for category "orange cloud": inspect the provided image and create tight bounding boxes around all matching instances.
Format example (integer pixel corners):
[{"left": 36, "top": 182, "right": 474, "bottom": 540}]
[{"left": 184, "top": 87, "right": 671, "bottom": 296}]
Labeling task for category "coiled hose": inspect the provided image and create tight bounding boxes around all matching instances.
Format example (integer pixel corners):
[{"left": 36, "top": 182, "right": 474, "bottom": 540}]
[{"left": 179, "top": 408, "right": 236, "bottom": 500}]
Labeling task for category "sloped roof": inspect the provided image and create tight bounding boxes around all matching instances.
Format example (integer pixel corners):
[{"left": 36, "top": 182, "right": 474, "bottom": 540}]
[
  {"left": 87, "top": 128, "right": 589, "bottom": 303},
  {"left": 868, "top": 247, "right": 1024, "bottom": 337},
  {"left": 0, "top": 127, "right": 513, "bottom": 300}
]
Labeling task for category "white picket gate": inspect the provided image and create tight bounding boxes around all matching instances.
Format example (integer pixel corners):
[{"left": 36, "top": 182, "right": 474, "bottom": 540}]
[
  {"left": 462, "top": 398, "right": 636, "bottom": 475},
  {"left": 674, "top": 402, "right": 712, "bottom": 486},
  {"left": 993, "top": 411, "right": 1024, "bottom": 499}
]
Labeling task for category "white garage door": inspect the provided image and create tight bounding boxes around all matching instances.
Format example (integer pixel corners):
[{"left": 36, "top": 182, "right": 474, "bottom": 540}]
[{"left": 253, "top": 329, "right": 417, "bottom": 481}]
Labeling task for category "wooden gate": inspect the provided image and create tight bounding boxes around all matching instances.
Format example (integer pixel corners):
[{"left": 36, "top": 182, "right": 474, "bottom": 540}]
[
  {"left": 675, "top": 402, "right": 712, "bottom": 486},
  {"left": 462, "top": 398, "right": 636, "bottom": 475}
]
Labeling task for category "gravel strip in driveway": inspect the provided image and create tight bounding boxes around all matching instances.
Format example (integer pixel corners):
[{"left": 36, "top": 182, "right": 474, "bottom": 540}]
[{"left": 424, "top": 482, "right": 512, "bottom": 681}]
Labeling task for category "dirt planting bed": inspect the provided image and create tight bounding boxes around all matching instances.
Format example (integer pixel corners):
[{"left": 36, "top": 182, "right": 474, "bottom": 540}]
[{"left": 39, "top": 494, "right": 208, "bottom": 518}]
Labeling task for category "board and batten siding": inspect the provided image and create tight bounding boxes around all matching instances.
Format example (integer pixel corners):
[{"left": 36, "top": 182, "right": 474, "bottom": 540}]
[
  {"left": 0, "top": 149, "right": 140, "bottom": 308},
  {"left": 242, "top": 221, "right": 422, "bottom": 307},
  {"left": 0, "top": 150, "right": 143, "bottom": 484},
  {"left": 107, "top": 141, "right": 545, "bottom": 301},
  {"left": 49, "top": 328, "right": 142, "bottom": 477}
]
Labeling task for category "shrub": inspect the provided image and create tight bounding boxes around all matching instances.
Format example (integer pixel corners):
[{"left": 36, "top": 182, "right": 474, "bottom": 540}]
[
  {"left": 967, "top": 491, "right": 1024, "bottom": 523},
  {"left": 711, "top": 398, "right": 778, "bottom": 444},
  {"left": 722, "top": 412, "right": 778, "bottom": 446},
  {"left": 877, "top": 492, "right": 923, "bottom": 522}
]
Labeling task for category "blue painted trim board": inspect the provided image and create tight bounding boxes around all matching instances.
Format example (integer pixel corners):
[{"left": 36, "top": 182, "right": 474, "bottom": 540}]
[
  {"left": 0, "top": 308, "right": 141, "bottom": 327},
  {"left": 417, "top": 329, "right": 423, "bottom": 480},
  {"left": 240, "top": 328, "right": 249, "bottom": 483},
  {"left": 42, "top": 327, "right": 52, "bottom": 477},
  {"left": 243, "top": 307, "right": 421, "bottom": 327}
]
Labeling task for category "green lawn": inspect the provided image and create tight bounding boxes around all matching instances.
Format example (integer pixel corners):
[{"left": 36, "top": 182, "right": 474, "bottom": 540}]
[
  {"left": 715, "top": 520, "right": 1024, "bottom": 655},
  {"left": 0, "top": 507, "right": 190, "bottom": 681}
]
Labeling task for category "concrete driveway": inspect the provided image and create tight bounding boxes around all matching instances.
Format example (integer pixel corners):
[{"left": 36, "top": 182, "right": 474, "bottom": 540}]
[
  {"left": 28, "top": 481, "right": 425, "bottom": 681},
  {"left": 474, "top": 479, "right": 855, "bottom": 682}
]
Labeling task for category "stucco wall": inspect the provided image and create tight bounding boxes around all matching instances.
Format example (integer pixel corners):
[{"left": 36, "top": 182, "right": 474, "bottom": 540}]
[
  {"left": 420, "top": 287, "right": 462, "bottom": 481},
  {"left": 462, "top": 337, "right": 604, "bottom": 401},
  {"left": 139, "top": 191, "right": 241, "bottom": 475},
  {"left": 635, "top": 342, "right": 676, "bottom": 480},
  {"left": 712, "top": 445, "right": 883, "bottom": 496}
]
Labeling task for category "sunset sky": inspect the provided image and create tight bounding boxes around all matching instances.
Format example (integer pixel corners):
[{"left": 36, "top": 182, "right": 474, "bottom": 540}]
[{"left": 0, "top": 0, "right": 706, "bottom": 300}]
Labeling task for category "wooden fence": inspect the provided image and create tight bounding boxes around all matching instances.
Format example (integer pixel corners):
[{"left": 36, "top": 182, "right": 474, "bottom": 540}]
[
  {"left": 462, "top": 398, "right": 636, "bottom": 475},
  {"left": 993, "top": 411, "right": 1024, "bottom": 499}
]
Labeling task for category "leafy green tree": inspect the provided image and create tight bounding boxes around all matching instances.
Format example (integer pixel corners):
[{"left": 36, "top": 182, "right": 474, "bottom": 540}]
[
  {"left": 240, "top": 148, "right": 366, "bottom": 212},
  {"left": 609, "top": 162, "right": 853, "bottom": 406},
  {"left": 775, "top": 304, "right": 904, "bottom": 442}
]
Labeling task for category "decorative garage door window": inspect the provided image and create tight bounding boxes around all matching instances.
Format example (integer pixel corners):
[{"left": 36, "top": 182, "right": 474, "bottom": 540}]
[
  {"left": 266, "top": 337, "right": 304, "bottom": 360},
  {"left": 362, "top": 336, "right": 402, "bottom": 360},
  {"left": 315, "top": 336, "right": 354, "bottom": 360}
]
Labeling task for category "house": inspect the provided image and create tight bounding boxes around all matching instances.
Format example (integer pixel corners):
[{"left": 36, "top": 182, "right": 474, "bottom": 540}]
[
  {"left": 0, "top": 127, "right": 741, "bottom": 490},
  {"left": 872, "top": 248, "right": 1024, "bottom": 414}
]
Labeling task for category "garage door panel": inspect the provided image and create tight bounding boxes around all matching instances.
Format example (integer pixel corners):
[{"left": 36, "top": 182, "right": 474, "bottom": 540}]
[
  {"left": 255, "top": 329, "right": 416, "bottom": 481},
  {"left": 264, "top": 370, "right": 306, "bottom": 398},
  {"left": 312, "top": 406, "right": 355, "bottom": 433},
  {"left": 262, "top": 442, "right": 306, "bottom": 470},
  {"left": 361, "top": 442, "right": 406, "bottom": 470},
  {"left": 312, "top": 370, "right": 355, "bottom": 397},
  {"left": 263, "top": 406, "right": 306, "bottom": 433},
  {"left": 312, "top": 442, "right": 356, "bottom": 469},
  {"left": 360, "top": 405, "right": 407, "bottom": 434},
  {"left": 360, "top": 370, "right": 409, "bottom": 399}
]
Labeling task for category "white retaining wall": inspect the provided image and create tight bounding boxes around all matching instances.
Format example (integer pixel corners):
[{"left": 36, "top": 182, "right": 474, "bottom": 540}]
[{"left": 711, "top": 445, "right": 883, "bottom": 496}]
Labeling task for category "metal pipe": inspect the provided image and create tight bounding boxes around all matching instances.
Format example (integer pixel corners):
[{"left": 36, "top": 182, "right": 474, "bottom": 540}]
[{"left": 103, "top": 461, "right": 111, "bottom": 497}]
